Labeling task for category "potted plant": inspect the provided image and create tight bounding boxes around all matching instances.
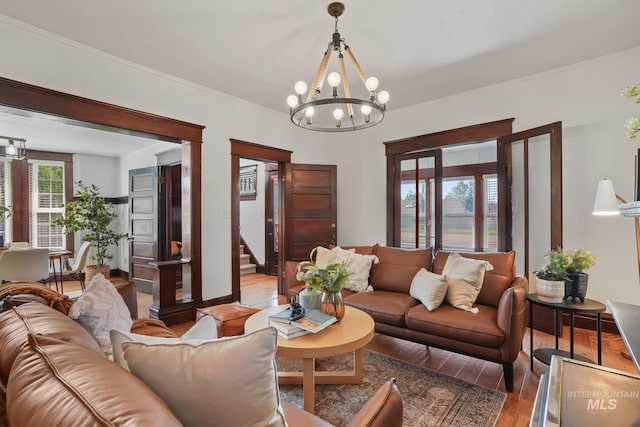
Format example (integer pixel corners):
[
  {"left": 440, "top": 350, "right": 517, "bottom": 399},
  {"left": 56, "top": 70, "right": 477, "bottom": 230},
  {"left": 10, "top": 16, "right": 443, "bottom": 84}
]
[
  {"left": 297, "top": 248, "right": 351, "bottom": 321},
  {"left": 534, "top": 248, "right": 596, "bottom": 303},
  {"left": 53, "top": 181, "right": 128, "bottom": 282},
  {"left": 563, "top": 248, "right": 597, "bottom": 302}
]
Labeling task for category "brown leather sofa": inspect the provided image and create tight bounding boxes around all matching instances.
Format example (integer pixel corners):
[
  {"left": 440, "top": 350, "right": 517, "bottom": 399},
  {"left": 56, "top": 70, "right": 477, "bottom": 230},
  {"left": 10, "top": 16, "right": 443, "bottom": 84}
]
[
  {"left": 286, "top": 245, "right": 528, "bottom": 392},
  {"left": 0, "top": 282, "right": 403, "bottom": 427}
]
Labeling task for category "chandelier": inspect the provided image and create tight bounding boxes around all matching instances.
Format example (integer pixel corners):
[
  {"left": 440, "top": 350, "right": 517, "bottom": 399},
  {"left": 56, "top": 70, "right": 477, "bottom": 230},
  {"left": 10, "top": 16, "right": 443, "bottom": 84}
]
[
  {"left": 287, "top": 2, "right": 389, "bottom": 132},
  {"left": 0, "top": 135, "right": 26, "bottom": 160}
]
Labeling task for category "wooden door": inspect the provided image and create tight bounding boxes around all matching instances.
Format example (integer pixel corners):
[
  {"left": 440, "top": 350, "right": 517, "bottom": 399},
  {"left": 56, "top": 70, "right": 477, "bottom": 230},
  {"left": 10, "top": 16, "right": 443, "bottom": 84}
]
[
  {"left": 265, "top": 164, "right": 279, "bottom": 276},
  {"left": 129, "top": 167, "right": 161, "bottom": 294},
  {"left": 282, "top": 164, "right": 337, "bottom": 264}
]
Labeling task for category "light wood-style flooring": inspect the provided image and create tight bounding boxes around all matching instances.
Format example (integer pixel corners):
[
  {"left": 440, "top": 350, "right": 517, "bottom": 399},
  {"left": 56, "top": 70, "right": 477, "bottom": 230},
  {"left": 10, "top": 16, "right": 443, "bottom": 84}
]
[{"left": 61, "top": 274, "right": 637, "bottom": 427}]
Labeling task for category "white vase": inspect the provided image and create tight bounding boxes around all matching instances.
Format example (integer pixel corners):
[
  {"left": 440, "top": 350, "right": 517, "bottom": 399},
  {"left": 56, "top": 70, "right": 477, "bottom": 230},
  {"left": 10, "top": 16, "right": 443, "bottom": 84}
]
[
  {"left": 535, "top": 278, "right": 564, "bottom": 303},
  {"left": 298, "top": 288, "right": 321, "bottom": 310}
]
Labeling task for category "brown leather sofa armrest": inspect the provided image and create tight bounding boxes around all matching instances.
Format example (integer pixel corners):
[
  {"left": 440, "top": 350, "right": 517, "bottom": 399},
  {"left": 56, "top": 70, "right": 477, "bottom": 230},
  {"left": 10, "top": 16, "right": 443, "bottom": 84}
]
[
  {"left": 496, "top": 276, "right": 529, "bottom": 362},
  {"left": 115, "top": 281, "right": 138, "bottom": 319},
  {"left": 285, "top": 260, "right": 305, "bottom": 291},
  {"left": 346, "top": 378, "right": 403, "bottom": 427},
  {"left": 281, "top": 400, "right": 333, "bottom": 427}
]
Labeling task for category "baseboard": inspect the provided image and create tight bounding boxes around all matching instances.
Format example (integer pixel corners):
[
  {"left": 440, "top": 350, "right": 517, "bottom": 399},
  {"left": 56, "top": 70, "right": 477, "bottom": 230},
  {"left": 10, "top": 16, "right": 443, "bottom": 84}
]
[{"left": 561, "top": 312, "right": 620, "bottom": 335}]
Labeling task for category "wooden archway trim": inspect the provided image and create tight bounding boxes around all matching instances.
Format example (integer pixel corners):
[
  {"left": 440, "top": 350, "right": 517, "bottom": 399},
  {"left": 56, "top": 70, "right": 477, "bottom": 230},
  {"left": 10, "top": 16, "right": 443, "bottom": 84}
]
[
  {"left": 0, "top": 76, "right": 204, "bottom": 325},
  {"left": 230, "top": 139, "right": 292, "bottom": 302}
]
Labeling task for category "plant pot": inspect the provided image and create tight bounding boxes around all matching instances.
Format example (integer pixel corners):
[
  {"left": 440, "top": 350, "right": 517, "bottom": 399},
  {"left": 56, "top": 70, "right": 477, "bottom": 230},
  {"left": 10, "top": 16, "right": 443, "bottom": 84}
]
[
  {"left": 85, "top": 264, "right": 110, "bottom": 284},
  {"left": 320, "top": 291, "right": 345, "bottom": 322},
  {"left": 564, "top": 273, "right": 588, "bottom": 303},
  {"left": 535, "top": 278, "right": 565, "bottom": 303}
]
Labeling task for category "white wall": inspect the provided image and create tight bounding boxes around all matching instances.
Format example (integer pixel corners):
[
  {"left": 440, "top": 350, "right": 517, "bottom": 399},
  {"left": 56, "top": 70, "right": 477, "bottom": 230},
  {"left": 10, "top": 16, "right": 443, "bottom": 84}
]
[
  {"left": 3, "top": 14, "right": 640, "bottom": 306},
  {"left": 239, "top": 159, "right": 265, "bottom": 264}
]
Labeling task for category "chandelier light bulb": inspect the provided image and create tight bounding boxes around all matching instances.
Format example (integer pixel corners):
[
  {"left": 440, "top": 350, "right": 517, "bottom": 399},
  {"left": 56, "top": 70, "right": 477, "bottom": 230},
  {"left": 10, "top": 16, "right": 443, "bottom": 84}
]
[
  {"left": 294, "top": 81, "right": 308, "bottom": 95},
  {"left": 377, "top": 90, "right": 390, "bottom": 104},
  {"left": 305, "top": 107, "right": 315, "bottom": 117},
  {"left": 365, "top": 77, "right": 379, "bottom": 91},
  {"left": 287, "top": 95, "right": 299, "bottom": 108},
  {"left": 361, "top": 105, "right": 372, "bottom": 115},
  {"left": 333, "top": 108, "right": 344, "bottom": 120},
  {"left": 327, "top": 72, "right": 341, "bottom": 87}
]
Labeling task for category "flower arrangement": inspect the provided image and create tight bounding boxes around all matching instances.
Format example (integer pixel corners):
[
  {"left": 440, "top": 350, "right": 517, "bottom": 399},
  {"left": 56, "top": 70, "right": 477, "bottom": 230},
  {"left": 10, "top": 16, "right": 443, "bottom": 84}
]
[
  {"left": 534, "top": 248, "right": 597, "bottom": 281},
  {"left": 622, "top": 84, "right": 640, "bottom": 139},
  {"left": 296, "top": 248, "right": 351, "bottom": 294}
]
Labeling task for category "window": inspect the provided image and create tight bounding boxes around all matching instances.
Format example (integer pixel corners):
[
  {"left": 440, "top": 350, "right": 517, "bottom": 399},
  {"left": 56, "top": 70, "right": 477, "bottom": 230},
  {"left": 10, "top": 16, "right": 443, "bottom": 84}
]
[
  {"left": 29, "top": 160, "right": 66, "bottom": 249},
  {"left": 0, "top": 159, "right": 11, "bottom": 243},
  {"left": 385, "top": 119, "right": 513, "bottom": 251}
]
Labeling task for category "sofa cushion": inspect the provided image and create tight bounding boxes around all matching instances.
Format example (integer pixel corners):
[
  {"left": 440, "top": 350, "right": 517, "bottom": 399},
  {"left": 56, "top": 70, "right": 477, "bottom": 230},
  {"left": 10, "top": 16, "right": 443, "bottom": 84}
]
[
  {"left": 409, "top": 268, "right": 448, "bottom": 311},
  {"left": 433, "top": 251, "right": 516, "bottom": 308},
  {"left": 442, "top": 253, "right": 493, "bottom": 313},
  {"left": 0, "top": 303, "right": 103, "bottom": 388},
  {"left": 370, "top": 246, "right": 433, "bottom": 293},
  {"left": 68, "top": 273, "right": 133, "bottom": 357},
  {"left": 335, "top": 249, "right": 379, "bottom": 292},
  {"left": 345, "top": 378, "right": 403, "bottom": 427},
  {"left": 345, "top": 290, "right": 419, "bottom": 328},
  {"left": 6, "top": 334, "right": 181, "bottom": 427},
  {"left": 405, "top": 304, "right": 505, "bottom": 347},
  {"left": 122, "top": 327, "right": 287, "bottom": 427},
  {"left": 111, "top": 315, "right": 218, "bottom": 370}
]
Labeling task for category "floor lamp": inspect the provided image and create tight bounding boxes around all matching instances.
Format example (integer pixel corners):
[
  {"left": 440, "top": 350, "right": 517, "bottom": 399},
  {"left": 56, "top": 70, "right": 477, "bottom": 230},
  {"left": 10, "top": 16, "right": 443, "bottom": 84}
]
[{"left": 592, "top": 178, "right": 640, "bottom": 359}]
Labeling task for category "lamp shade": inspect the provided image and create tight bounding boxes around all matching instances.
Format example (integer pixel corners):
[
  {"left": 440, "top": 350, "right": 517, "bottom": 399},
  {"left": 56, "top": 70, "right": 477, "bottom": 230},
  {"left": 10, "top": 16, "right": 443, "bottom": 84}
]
[{"left": 592, "top": 179, "right": 620, "bottom": 216}]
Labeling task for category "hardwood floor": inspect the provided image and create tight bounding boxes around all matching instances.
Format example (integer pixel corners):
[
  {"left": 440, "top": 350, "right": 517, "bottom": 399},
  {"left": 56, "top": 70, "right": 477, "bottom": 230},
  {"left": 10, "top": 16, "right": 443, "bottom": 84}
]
[{"left": 60, "top": 274, "right": 637, "bottom": 426}]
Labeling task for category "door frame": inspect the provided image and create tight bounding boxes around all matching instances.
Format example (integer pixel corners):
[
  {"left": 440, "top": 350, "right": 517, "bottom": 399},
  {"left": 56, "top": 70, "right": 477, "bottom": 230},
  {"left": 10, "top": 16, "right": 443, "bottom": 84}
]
[
  {"left": 231, "top": 139, "right": 292, "bottom": 300},
  {"left": 0, "top": 77, "right": 204, "bottom": 324}
]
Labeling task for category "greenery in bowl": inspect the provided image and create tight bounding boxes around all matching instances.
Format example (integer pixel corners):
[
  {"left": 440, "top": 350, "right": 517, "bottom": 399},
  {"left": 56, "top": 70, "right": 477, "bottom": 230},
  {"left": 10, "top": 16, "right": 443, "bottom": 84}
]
[
  {"left": 296, "top": 248, "right": 351, "bottom": 294},
  {"left": 534, "top": 247, "right": 597, "bottom": 281},
  {"left": 53, "top": 181, "right": 128, "bottom": 267}
]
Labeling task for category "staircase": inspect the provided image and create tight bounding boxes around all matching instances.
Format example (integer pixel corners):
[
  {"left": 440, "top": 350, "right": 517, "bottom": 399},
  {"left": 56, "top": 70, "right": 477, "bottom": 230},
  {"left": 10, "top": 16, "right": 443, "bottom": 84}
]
[{"left": 239, "top": 244, "right": 257, "bottom": 275}]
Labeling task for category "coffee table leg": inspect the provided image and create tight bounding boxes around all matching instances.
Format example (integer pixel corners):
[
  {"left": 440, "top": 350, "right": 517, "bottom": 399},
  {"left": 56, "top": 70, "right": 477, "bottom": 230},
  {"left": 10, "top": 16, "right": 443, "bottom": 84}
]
[
  {"left": 354, "top": 348, "right": 364, "bottom": 382},
  {"left": 303, "top": 357, "right": 315, "bottom": 413}
]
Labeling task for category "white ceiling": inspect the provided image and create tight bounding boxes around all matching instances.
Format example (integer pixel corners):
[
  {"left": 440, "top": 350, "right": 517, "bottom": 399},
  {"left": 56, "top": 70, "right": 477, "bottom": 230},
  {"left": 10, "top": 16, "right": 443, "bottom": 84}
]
[{"left": 1, "top": 0, "right": 640, "bottom": 155}]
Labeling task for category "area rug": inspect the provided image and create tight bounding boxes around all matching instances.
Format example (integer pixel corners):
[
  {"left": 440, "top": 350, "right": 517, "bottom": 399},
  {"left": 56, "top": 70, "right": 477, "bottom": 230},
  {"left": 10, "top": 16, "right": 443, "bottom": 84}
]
[{"left": 277, "top": 349, "right": 506, "bottom": 427}]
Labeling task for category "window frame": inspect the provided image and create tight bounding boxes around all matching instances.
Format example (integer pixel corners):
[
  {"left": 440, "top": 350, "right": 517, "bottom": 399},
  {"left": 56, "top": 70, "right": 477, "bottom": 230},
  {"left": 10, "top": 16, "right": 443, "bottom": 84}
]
[
  {"left": 6, "top": 150, "right": 74, "bottom": 251},
  {"left": 385, "top": 119, "right": 513, "bottom": 251},
  {"left": 29, "top": 159, "right": 66, "bottom": 249}
]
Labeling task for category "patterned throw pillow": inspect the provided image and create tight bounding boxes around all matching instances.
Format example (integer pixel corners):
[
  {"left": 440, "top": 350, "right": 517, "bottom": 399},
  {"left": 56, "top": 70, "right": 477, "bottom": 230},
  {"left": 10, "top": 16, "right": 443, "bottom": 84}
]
[
  {"left": 68, "top": 273, "right": 132, "bottom": 356},
  {"left": 334, "top": 248, "right": 379, "bottom": 292}
]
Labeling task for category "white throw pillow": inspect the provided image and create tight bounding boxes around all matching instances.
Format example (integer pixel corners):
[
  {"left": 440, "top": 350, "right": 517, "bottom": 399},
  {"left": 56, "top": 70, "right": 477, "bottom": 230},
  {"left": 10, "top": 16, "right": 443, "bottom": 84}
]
[
  {"left": 409, "top": 268, "right": 448, "bottom": 311},
  {"left": 110, "top": 315, "right": 218, "bottom": 370},
  {"left": 68, "top": 273, "right": 132, "bottom": 356},
  {"left": 442, "top": 253, "right": 494, "bottom": 313},
  {"left": 313, "top": 245, "right": 354, "bottom": 269},
  {"left": 334, "top": 249, "right": 379, "bottom": 292},
  {"left": 122, "top": 327, "right": 287, "bottom": 427}
]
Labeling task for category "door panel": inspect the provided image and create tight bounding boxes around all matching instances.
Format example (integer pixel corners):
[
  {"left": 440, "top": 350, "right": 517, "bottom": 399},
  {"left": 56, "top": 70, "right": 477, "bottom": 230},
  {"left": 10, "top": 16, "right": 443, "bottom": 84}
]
[
  {"left": 283, "top": 164, "right": 337, "bottom": 263},
  {"left": 129, "top": 166, "right": 159, "bottom": 294}
]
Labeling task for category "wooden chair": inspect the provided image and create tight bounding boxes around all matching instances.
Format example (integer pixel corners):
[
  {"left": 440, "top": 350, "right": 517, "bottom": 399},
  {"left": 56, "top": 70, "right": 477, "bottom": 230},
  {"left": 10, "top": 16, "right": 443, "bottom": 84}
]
[{"left": 0, "top": 248, "right": 50, "bottom": 284}]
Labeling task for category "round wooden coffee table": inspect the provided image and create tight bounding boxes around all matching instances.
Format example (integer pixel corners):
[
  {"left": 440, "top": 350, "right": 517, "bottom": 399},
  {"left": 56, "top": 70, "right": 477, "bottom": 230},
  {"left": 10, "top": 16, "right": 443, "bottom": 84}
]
[{"left": 245, "top": 305, "right": 375, "bottom": 414}]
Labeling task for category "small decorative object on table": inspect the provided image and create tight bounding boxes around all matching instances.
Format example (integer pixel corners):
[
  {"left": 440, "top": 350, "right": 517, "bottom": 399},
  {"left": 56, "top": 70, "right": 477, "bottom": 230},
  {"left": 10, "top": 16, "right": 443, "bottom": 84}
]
[
  {"left": 534, "top": 247, "right": 596, "bottom": 303},
  {"left": 297, "top": 247, "right": 350, "bottom": 321}
]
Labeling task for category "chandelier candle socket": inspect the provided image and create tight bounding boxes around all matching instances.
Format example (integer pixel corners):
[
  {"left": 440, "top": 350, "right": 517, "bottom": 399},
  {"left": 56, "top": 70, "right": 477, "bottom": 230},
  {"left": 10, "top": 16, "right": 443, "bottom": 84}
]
[{"left": 287, "top": 2, "right": 389, "bottom": 132}]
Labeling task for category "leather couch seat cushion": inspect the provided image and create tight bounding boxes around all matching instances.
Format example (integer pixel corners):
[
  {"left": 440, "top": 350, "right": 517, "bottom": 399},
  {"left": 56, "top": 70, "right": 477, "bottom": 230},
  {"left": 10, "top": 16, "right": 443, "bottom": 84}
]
[
  {"left": 433, "top": 251, "right": 515, "bottom": 308},
  {"left": 345, "top": 291, "right": 419, "bottom": 327},
  {"left": 370, "top": 246, "right": 432, "bottom": 293},
  {"left": 6, "top": 334, "right": 181, "bottom": 427},
  {"left": 405, "top": 304, "right": 505, "bottom": 347},
  {"left": 0, "top": 303, "right": 103, "bottom": 387}
]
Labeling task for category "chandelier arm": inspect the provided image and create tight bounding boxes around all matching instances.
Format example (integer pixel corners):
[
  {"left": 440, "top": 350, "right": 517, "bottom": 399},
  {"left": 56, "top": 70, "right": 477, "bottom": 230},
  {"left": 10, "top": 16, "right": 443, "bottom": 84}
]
[
  {"left": 306, "top": 43, "right": 334, "bottom": 103},
  {"left": 344, "top": 45, "right": 368, "bottom": 85},
  {"left": 338, "top": 54, "right": 354, "bottom": 118}
]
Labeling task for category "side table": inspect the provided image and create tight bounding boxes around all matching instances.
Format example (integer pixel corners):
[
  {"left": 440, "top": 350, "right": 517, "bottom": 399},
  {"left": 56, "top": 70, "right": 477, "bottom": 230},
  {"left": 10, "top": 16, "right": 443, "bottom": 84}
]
[{"left": 527, "top": 293, "right": 605, "bottom": 371}]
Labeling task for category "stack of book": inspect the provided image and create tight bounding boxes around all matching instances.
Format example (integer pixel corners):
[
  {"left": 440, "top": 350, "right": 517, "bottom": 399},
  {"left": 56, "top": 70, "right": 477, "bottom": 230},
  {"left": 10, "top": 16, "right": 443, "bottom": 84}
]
[{"left": 268, "top": 306, "right": 338, "bottom": 340}]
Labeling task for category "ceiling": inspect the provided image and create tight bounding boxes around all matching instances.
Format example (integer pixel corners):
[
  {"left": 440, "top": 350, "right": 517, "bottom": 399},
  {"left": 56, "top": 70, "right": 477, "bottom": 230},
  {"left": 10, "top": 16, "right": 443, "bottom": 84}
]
[{"left": 1, "top": 0, "right": 640, "bottom": 154}]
